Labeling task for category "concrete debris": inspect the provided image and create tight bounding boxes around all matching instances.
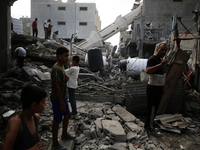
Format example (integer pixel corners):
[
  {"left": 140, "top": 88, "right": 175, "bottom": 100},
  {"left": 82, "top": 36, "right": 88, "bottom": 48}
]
[
  {"left": 155, "top": 114, "right": 190, "bottom": 133},
  {"left": 102, "top": 120, "right": 126, "bottom": 142},
  {"left": 127, "top": 132, "right": 138, "bottom": 141},
  {"left": 112, "top": 104, "right": 136, "bottom": 122},
  {"left": 0, "top": 35, "right": 199, "bottom": 150}
]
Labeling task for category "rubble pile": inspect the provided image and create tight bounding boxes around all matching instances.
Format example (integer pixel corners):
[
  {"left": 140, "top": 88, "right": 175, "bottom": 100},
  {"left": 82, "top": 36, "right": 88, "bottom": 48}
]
[
  {"left": 0, "top": 34, "right": 199, "bottom": 149},
  {"left": 11, "top": 34, "right": 86, "bottom": 66},
  {"left": 73, "top": 102, "right": 158, "bottom": 150}
]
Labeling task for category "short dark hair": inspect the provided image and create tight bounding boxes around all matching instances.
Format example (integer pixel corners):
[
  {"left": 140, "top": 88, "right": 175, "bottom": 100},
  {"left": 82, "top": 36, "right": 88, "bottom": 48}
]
[
  {"left": 21, "top": 85, "right": 47, "bottom": 109},
  {"left": 56, "top": 47, "right": 69, "bottom": 56},
  {"left": 72, "top": 56, "right": 80, "bottom": 63},
  {"left": 157, "top": 43, "right": 167, "bottom": 50},
  {"left": 35, "top": 18, "right": 38, "bottom": 21}
]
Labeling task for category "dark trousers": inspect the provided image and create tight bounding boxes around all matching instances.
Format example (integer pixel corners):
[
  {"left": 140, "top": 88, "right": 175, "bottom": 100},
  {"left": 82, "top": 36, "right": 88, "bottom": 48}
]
[
  {"left": 44, "top": 27, "right": 48, "bottom": 39},
  {"left": 33, "top": 29, "right": 38, "bottom": 37},
  {"left": 17, "top": 56, "right": 25, "bottom": 68},
  {"left": 68, "top": 88, "right": 77, "bottom": 114},
  {"left": 146, "top": 84, "right": 163, "bottom": 129}
]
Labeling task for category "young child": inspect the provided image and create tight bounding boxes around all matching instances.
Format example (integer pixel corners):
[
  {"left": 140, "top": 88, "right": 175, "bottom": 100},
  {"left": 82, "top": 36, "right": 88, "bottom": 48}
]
[
  {"left": 1, "top": 85, "right": 47, "bottom": 150},
  {"left": 66, "top": 56, "right": 80, "bottom": 117},
  {"left": 50, "top": 47, "right": 76, "bottom": 150}
]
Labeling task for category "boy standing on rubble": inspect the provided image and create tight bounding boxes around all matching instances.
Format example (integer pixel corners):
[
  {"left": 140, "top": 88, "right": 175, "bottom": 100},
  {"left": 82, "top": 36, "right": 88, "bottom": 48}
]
[
  {"left": 66, "top": 56, "right": 80, "bottom": 117},
  {"left": 50, "top": 47, "right": 76, "bottom": 150},
  {"left": 145, "top": 43, "right": 168, "bottom": 137},
  {"left": 1, "top": 85, "right": 47, "bottom": 150}
]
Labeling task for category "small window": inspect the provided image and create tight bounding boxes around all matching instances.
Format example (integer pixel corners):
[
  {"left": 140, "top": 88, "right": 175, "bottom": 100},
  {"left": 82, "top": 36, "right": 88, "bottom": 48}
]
[
  {"left": 58, "top": 7, "right": 66, "bottom": 10},
  {"left": 79, "top": 22, "right": 87, "bottom": 26},
  {"left": 173, "top": 0, "right": 182, "bottom": 1},
  {"left": 47, "top": 4, "right": 51, "bottom": 7},
  {"left": 58, "top": 21, "right": 66, "bottom": 25},
  {"left": 80, "top": 7, "right": 88, "bottom": 11}
]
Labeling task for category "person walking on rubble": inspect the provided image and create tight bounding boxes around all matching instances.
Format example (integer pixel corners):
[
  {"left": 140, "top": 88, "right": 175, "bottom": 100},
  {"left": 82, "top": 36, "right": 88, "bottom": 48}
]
[
  {"left": 13, "top": 46, "right": 27, "bottom": 68},
  {"left": 65, "top": 56, "right": 80, "bottom": 118},
  {"left": 50, "top": 47, "right": 76, "bottom": 150},
  {"left": 1, "top": 85, "right": 47, "bottom": 150},
  {"left": 145, "top": 43, "right": 168, "bottom": 137},
  {"left": 32, "top": 18, "right": 38, "bottom": 37}
]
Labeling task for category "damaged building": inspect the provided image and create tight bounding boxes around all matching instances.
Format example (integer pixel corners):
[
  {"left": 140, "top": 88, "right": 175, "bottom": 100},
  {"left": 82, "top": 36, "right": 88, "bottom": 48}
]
[
  {"left": 1, "top": 0, "right": 200, "bottom": 150},
  {"left": 120, "top": 0, "right": 197, "bottom": 58},
  {"left": 22, "top": 0, "right": 101, "bottom": 41}
]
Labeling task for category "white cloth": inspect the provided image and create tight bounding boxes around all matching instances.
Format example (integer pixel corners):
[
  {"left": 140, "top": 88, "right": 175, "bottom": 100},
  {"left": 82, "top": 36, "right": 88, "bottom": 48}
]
[
  {"left": 44, "top": 20, "right": 49, "bottom": 28},
  {"left": 148, "top": 74, "right": 166, "bottom": 86},
  {"left": 65, "top": 66, "right": 80, "bottom": 89},
  {"left": 15, "top": 47, "right": 26, "bottom": 57}
]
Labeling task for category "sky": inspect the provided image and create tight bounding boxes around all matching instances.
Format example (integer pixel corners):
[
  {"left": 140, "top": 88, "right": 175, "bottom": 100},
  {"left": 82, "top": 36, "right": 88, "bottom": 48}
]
[{"left": 11, "top": 0, "right": 135, "bottom": 46}]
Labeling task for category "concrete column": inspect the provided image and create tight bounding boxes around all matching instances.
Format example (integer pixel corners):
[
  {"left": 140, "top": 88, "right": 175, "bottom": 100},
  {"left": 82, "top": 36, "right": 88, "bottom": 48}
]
[
  {"left": 139, "top": 16, "right": 145, "bottom": 58},
  {"left": 0, "top": 0, "right": 17, "bottom": 74}
]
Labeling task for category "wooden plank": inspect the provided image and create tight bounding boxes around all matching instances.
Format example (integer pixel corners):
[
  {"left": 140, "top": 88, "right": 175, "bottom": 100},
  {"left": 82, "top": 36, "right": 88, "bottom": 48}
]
[{"left": 157, "top": 49, "right": 189, "bottom": 114}]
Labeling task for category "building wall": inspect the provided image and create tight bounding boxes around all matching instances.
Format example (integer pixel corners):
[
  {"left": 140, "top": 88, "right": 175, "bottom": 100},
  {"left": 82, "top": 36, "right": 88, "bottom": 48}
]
[
  {"left": 12, "top": 18, "right": 23, "bottom": 34},
  {"left": 143, "top": 0, "right": 196, "bottom": 35},
  {"left": 20, "top": 18, "right": 32, "bottom": 36},
  {"left": 129, "top": 0, "right": 197, "bottom": 57},
  {"left": 95, "top": 10, "right": 101, "bottom": 31},
  {"left": 31, "top": 0, "right": 101, "bottom": 39}
]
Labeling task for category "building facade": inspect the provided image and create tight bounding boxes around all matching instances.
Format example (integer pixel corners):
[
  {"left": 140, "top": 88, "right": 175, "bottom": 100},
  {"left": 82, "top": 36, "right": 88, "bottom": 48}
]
[
  {"left": 31, "top": 0, "right": 101, "bottom": 40},
  {"left": 120, "top": 0, "right": 197, "bottom": 58}
]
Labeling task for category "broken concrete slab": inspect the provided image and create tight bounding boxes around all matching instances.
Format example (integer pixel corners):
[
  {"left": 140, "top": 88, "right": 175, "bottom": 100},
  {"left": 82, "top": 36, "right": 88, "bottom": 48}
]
[
  {"left": 155, "top": 114, "right": 184, "bottom": 125},
  {"left": 111, "top": 142, "right": 127, "bottom": 150},
  {"left": 94, "top": 118, "right": 103, "bottom": 129},
  {"left": 39, "top": 65, "right": 49, "bottom": 72},
  {"left": 102, "top": 120, "right": 126, "bottom": 142},
  {"left": 2, "top": 110, "right": 15, "bottom": 118},
  {"left": 127, "top": 131, "right": 138, "bottom": 141},
  {"left": 112, "top": 104, "right": 136, "bottom": 122},
  {"left": 125, "top": 122, "right": 143, "bottom": 133}
]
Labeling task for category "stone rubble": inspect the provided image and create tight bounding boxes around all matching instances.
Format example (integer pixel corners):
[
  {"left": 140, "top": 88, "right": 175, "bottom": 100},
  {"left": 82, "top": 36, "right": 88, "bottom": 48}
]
[{"left": 0, "top": 35, "right": 200, "bottom": 149}]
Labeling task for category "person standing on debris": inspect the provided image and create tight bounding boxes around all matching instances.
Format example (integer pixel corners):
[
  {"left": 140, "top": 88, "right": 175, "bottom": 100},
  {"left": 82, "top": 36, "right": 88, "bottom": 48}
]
[
  {"left": 32, "top": 18, "right": 38, "bottom": 37},
  {"left": 1, "top": 85, "right": 47, "bottom": 150},
  {"left": 50, "top": 47, "right": 76, "bottom": 150},
  {"left": 14, "top": 46, "right": 27, "bottom": 68},
  {"left": 107, "top": 52, "right": 114, "bottom": 71},
  {"left": 145, "top": 43, "right": 168, "bottom": 136},
  {"left": 43, "top": 19, "right": 50, "bottom": 39},
  {"left": 47, "top": 19, "right": 53, "bottom": 39},
  {"left": 65, "top": 56, "right": 80, "bottom": 117}
]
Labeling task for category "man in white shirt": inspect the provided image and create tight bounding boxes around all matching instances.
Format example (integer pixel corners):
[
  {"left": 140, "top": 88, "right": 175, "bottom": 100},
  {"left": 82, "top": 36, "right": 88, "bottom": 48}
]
[
  {"left": 65, "top": 56, "right": 80, "bottom": 116},
  {"left": 43, "top": 19, "right": 50, "bottom": 39},
  {"left": 14, "top": 47, "right": 26, "bottom": 68}
]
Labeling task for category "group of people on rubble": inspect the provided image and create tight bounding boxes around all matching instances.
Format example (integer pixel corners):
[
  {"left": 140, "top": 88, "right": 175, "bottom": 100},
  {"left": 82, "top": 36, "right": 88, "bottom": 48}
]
[
  {"left": 1, "top": 47, "right": 80, "bottom": 150},
  {"left": 32, "top": 18, "right": 53, "bottom": 39},
  {"left": 0, "top": 43, "right": 168, "bottom": 149},
  {"left": 2, "top": 17, "right": 169, "bottom": 148}
]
